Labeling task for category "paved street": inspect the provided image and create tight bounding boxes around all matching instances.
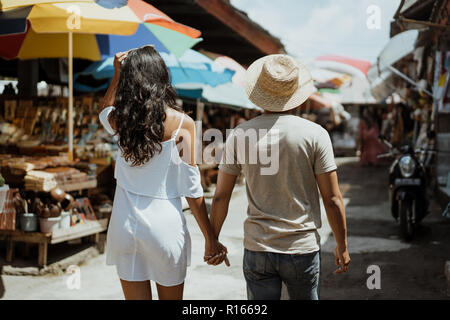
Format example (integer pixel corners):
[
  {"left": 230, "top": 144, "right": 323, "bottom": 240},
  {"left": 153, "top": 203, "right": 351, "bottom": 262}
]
[
  {"left": 0, "top": 157, "right": 449, "bottom": 299},
  {"left": 320, "top": 159, "right": 450, "bottom": 299}
]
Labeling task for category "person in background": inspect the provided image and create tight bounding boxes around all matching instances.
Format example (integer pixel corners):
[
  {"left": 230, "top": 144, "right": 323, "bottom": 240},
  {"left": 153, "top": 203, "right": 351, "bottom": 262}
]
[
  {"left": 206, "top": 54, "right": 350, "bottom": 300},
  {"left": 357, "top": 107, "right": 386, "bottom": 166}
]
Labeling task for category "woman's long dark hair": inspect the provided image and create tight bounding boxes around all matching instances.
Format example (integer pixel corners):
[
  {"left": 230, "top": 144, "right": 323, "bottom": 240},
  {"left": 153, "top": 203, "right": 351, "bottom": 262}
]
[{"left": 111, "top": 46, "right": 180, "bottom": 166}]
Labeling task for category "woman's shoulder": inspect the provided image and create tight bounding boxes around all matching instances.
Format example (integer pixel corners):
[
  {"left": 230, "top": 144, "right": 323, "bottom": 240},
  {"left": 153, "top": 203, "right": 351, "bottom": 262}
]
[{"left": 168, "top": 108, "right": 195, "bottom": 130}]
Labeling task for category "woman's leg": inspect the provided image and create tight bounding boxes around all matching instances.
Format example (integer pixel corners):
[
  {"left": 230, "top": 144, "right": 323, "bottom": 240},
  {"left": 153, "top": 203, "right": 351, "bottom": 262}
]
[
  {"left": 120, "top": 279, "right": 152, "bottom": 300},
  {"left": 156, "top": 282, "right": 184, "bottom": 300}
]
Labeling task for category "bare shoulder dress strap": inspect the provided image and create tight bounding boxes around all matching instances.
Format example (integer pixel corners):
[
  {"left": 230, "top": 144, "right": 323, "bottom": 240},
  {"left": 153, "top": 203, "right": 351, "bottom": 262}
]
[{"left": 173, "top": 113, "right": 185, "bottom": 139}]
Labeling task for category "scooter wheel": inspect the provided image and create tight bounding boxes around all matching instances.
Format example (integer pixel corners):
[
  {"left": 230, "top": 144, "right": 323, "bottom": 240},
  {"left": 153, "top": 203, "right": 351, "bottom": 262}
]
[{"left": 399, "top": 199, "right": 415, "bottom": 241}]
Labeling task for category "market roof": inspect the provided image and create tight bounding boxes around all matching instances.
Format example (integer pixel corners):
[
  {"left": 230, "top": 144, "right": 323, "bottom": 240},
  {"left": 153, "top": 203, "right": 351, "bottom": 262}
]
[
  {"left": 391, "top": 0, "right": 448, "bottom": 37},
  {"left": 148, "top": 0, "right": 286, "bottom": 66}
]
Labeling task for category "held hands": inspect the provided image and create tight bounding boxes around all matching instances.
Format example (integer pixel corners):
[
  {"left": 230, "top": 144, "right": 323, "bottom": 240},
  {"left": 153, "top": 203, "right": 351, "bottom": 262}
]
[{"left": 204, "top": 239, "right": 230, "bottom": 267}]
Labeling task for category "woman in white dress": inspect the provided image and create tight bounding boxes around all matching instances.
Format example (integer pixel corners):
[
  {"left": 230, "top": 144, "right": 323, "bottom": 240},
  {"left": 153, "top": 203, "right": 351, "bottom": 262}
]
[{"left": 99, "top": 46, "right": 228, "bottom": 300}]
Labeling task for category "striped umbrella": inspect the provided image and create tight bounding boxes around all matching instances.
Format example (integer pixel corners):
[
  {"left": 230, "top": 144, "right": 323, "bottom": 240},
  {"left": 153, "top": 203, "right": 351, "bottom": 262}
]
[
  {"left": 0, "top": 0, "right": 202, "bottom": 60},
  {"left": 0, "top": 0, "right": 202, "bottom": 158}
]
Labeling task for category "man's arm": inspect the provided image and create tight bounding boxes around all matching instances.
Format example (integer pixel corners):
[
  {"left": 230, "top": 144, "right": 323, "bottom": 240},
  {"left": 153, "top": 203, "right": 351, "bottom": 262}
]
[
  {"left": 207, "top": 170, "right": 237, "bottom": 265},
  {"left": 210, "top": 170, "right": 237, "bottom": 238},
  {"left": 316, "top": 170, "right": 350, "bottom": 274}
]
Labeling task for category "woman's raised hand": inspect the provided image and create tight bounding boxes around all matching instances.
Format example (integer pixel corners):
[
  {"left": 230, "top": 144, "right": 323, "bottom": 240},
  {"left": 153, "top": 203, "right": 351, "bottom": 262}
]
[{"left": 113, "top": 51, "right": 129, "bottom": 76}]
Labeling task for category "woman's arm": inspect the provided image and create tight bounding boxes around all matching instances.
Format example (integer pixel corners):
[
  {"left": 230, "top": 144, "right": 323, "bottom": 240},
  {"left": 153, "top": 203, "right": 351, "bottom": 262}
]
[
  {"left": 99, "top": 52, "right": 128, "bottom": 113},
  {"left": 99, "top": 73, "right": 119, "bottom": 113},
  {"left": 181, "top": 116, "right": 229, "bottom": 265}
]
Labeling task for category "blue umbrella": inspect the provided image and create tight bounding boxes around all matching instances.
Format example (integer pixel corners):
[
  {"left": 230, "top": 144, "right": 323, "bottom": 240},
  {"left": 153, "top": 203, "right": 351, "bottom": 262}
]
[
  {"left": 160, "top": 50, "right": 235, "bottom": 87},
  {"left": 74, "top": 49, "right": 235, "bottom": 92}
]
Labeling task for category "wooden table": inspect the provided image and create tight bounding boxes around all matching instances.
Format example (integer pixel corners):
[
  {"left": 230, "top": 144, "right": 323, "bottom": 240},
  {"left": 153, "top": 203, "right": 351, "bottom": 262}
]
[
  {"left": 23, "top": 179, "right": 98, "bottom": 193},
  {"left": 0, "top": 218, "right": 108, "bottom": 267}
]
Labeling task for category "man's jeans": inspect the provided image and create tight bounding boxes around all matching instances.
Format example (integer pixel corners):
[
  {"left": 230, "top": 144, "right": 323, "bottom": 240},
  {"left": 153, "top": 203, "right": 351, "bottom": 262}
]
[{"left": 243, "top": 249, "right": 320, "bottom": 300}]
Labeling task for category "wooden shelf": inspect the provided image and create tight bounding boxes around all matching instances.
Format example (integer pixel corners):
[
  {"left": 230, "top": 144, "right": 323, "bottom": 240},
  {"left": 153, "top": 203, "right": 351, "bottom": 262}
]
[
  {"left": 23, "top": 179, "right": 98, "bottom": 192},
  {"left": 51, "top": 218, "right": 108, "bottom": 244},
  {"left": 0, "top": 218, "right": 108, "bottom": 267},
  {"left": 59, "top": 179, "right": 97, "bottom": 192}
]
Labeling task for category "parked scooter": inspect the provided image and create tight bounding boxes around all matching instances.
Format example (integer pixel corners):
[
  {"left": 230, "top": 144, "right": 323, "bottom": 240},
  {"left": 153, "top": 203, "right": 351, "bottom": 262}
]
[{"left": 377, "top": 135, "right": 435, "bottom": 241}]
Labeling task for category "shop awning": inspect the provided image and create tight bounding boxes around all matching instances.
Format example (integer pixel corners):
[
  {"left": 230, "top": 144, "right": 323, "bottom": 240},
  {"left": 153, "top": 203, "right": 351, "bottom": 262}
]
[
  {"left": 369, "top": 29, "right": 432, "bottom": 100},
  {"left": 377, "top": 29, "right": 419, "bottom": 71}
]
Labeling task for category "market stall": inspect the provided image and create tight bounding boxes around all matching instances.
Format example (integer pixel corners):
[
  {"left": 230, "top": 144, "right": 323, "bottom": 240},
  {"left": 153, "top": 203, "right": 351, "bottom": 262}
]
[
  {"left": 0, "top": 93, "right": 116, "bottom": 266},
  {"left": 0, "top": 0, "right": 202, "bottom": 267}
]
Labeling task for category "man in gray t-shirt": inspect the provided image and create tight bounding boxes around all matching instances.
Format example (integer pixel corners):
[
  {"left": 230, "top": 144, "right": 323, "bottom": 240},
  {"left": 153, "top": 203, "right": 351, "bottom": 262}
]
[{"left": 206, "top": 54, "right": 350, "bottom": 300}]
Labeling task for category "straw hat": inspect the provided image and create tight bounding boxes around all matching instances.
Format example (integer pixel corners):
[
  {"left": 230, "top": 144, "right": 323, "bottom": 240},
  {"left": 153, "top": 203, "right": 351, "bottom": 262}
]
[{"left": 244, "top": 54, "right": 315, "bottom": 112}]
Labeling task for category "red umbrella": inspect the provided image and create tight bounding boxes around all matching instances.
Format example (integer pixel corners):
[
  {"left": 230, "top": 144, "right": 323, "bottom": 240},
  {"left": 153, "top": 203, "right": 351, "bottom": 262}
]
[{"left": 316, "top": 55, "right": 371, "bottom": 76}]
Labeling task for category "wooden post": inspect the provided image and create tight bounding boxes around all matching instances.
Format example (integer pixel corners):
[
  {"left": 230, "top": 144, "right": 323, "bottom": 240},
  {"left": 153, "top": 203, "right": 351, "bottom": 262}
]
[
  {"left": 89, "top": 233, "right": 99, "bottom": 244},
  {"left": 97, "top": 233, "right": 106, "bottom": 254},
  {"left": 6, "top": 237, "right": 14, "bottom": 263},
  {"left": 38, "top": 240, "right": 48, "bottom": 267},
  {"left": 68, "top": 31, "right": 74, "bottom": 161},
  {"left": 196, "top": 99, "right": 204, "bottom": 121},
  {"left": 196, "top": 100, "right": 205, "bottom": 165}
]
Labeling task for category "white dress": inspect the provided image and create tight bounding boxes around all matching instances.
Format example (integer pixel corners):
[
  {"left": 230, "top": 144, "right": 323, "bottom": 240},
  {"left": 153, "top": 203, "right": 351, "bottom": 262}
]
[{"left": 99, "top": 106, "right": 203, "bottom": 286}]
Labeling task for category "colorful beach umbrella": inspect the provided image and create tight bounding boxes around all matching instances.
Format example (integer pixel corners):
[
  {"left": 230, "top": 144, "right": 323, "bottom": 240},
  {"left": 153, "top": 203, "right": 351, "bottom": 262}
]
[
  {"left": 0, "top": 0, "right": 202, "bottom": 158},
  {"left": 0, "top": 0, "right": 202, "bottom": 60}
]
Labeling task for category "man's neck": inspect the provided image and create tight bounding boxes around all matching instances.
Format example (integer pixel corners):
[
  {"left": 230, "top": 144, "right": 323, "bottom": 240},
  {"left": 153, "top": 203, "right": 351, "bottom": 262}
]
[{"left": 264, "top": 109, "right": 295, "bottom": 115}]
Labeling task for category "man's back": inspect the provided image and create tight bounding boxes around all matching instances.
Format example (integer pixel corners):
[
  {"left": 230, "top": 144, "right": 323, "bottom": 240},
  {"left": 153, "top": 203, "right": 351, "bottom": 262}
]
[{"left": 219, "top": 112, "right": 337, "bottom": 254}]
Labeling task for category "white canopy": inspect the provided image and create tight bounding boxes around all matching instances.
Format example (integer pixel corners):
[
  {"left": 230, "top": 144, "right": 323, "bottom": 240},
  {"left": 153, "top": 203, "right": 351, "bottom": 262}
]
[
  {"left": 376, "top": 29, "right": 419, "bottom": 73},
  {"left": 368, "top": 29, "right": 432, "bottom": 100}
]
